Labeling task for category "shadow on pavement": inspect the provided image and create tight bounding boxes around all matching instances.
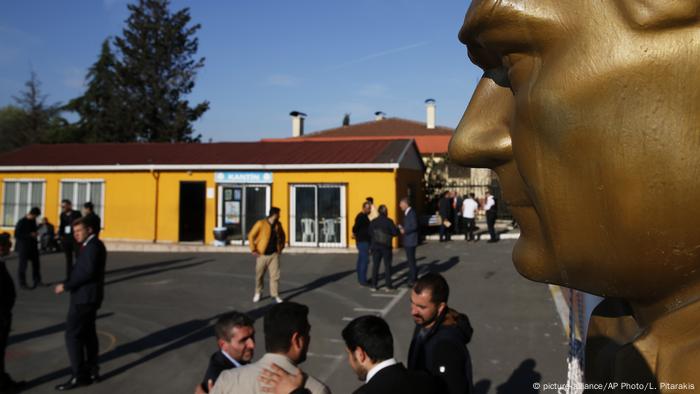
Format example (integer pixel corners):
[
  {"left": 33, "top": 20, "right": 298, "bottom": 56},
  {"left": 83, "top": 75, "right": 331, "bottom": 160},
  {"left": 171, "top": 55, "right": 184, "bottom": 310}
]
[
  {"left": 105, "top": 257, "right": 195, "bottom": 276},
  {"left": 473, "top": 379, "right": 492, "bottom": 394},
  {"left": 9, "top": 313, "right": 114, "bottom": 346},
  {"left": 495, "top": 358, "right": 542, "bottom": 394},
  {"left": 280, "top": 269, "right": 355, "bottom": 301},
  {"left": 105, "top": 259, "right": 214, "bottom": 286}
]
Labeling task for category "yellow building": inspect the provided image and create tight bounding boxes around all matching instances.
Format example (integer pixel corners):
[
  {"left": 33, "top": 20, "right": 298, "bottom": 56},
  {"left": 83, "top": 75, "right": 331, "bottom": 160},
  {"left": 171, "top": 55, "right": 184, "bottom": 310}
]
[{"left": 0, "top": 139, "right": 424, "bottom": 248}]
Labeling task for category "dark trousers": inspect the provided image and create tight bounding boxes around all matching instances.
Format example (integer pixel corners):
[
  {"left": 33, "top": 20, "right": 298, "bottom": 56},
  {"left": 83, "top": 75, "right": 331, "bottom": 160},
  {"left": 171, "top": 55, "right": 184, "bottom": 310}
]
[
  {"left": 356, "top": 241, "right": 370, "bottom": 285},
  {"left": 66, "top": 303, "right": 99, "bottom": 379},
  {"left": 17, "top": 245, "right": 41, "bottom": 285},
  {"left": 464, "top": 218, "right": 476, "bottom": 241},
  {"left": 0, "top": 313, "right": 10, "bottom": 381},
  {"left": 62, "top": 237, "right": 77, "bottom": 279},
  {"left": 405, "top": 246, "right": 417, "bottom": 285},
  {"left": 371, "top": 247, "right": 393, "bottom": 289},
  {"left": 487, "top": 211, "right": 498, "bottom": 241},
  {"left": 439, "top": 224, "right": 451, "bottom": 241}
]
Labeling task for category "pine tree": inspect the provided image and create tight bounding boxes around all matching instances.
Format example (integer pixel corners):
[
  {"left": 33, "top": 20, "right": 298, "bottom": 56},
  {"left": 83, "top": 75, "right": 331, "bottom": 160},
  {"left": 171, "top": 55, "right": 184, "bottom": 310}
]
[
  {"left": 114, "top": 0, "right": 209, "bottom": 142},
  {"left": 11, "top": 71, "right": 67, "bottom": 145},
  {"left": 66, "top": 39, "right": 131, "bottom": 142}
]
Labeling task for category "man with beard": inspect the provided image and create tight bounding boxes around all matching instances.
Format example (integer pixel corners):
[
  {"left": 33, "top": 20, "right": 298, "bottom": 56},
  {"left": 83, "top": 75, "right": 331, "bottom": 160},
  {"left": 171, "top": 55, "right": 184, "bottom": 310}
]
[
  {"left": 211, "top": 302, "right": 329, "bottom": 394},
  {"left": 408, "top": 273, "right": 473, "bottom": 394},
  {"left": 196, "top": 312, "right": 256, "bottom": 394}
]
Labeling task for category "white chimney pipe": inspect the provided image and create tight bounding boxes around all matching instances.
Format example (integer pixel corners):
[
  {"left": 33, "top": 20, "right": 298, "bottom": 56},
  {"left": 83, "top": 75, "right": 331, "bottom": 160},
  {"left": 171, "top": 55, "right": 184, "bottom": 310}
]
[
  {"left": 425, "top": 99, "right": 436, "bottom": 129},
  {"left": 375, "top": 111, "right": 386, "bottom": 121},
  {"left": 290, "top": 111, "right": 306, "bottom": 137}
]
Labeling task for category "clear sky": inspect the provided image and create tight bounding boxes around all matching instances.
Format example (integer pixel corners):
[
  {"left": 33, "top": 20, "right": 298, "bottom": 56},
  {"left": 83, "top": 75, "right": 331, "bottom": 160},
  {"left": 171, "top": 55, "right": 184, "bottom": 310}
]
[{"left": 0, "top": 0, "right": 482, "bottom": 142}]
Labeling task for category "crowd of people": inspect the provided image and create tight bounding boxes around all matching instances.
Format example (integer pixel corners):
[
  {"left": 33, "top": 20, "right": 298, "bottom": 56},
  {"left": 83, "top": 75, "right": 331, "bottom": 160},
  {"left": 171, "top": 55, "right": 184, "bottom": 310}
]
[
  {"left": 0, "top": 200, "right": 105, "bottom": 392},
  {"left": 437, "top": 190, "right": 500, "bottom": 243},
  {"left": 1, "top": 196, "right": 476, "bottom": 393},
  {"left": 195, "top": 273, "right": 473, "bottom": 394}
]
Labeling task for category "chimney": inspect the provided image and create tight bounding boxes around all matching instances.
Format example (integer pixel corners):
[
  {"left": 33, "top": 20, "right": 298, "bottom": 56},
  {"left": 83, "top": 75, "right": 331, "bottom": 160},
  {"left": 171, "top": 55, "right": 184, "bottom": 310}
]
[
  {"left": 374, "top": 111, "right": 386, "bottom": 121},
  {"left": 290, "top": 111, "right": 306, "bottom": 137},
  {"left": 425, "top": 99, "right": 436, "bottom": 129}
]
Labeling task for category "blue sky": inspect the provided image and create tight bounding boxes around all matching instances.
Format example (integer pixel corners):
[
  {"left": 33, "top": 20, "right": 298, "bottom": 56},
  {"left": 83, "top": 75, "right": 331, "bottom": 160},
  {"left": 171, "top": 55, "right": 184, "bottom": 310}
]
[{"left": 0, "top": 0, "right": 482, "bottom": 142}]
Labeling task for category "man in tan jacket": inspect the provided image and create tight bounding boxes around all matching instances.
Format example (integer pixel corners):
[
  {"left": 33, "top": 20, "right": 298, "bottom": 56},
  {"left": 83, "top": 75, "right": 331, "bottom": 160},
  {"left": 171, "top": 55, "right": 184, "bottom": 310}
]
[
  {"left": 248, "top": 207, "right": 286, "bottom": 303},
  {"left": 211, "top": 302, "right": 330, "bottom": 394}
]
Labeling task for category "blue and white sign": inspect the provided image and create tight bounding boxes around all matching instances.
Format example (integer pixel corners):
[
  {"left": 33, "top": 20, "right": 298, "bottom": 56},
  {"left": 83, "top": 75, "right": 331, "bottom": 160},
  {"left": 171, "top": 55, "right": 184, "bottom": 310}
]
[{"left": 215, "top": 171, "right": 273, "bottom": 184}]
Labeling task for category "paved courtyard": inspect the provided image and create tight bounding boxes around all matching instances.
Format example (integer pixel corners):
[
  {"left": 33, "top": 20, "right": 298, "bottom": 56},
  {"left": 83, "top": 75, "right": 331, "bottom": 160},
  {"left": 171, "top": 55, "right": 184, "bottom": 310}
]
[{"left": 5, "top": 240, "right": 567, "bottom": 393}]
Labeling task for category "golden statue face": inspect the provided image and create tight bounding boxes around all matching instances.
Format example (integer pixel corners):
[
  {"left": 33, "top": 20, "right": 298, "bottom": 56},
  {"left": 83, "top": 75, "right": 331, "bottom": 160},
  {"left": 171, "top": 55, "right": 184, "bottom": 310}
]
[{"left": 451, "top": 0, "right": 700, "bottom": 300}]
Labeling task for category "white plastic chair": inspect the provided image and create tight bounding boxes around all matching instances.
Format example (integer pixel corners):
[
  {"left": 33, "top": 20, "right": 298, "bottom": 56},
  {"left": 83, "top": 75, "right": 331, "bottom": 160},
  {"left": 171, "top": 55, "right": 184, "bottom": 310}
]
[{"left": 301, "top": 218, "right": 315, "bottom": 242}]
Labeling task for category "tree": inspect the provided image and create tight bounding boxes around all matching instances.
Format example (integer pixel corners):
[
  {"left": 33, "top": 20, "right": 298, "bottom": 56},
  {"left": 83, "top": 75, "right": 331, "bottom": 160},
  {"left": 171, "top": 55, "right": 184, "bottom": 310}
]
[
  {"left": 2, "top": 71, "right": 72, "bottom": 149},
  {"left": 114, "top": 0, "right": 209, "bottom": 142},
  {"left": 66, "top": 39, "right": 131, "bottom": 142}
]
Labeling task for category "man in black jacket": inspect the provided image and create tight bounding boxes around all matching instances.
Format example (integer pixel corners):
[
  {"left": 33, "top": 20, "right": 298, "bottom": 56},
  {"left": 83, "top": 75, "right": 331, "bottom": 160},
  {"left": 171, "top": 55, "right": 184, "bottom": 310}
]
[
  {"left": 14, "top": 207, "right": 44, "bottom": 289},
  {"left": 82, "top": 202, "right": 101, "bottom": 236},
  {"left": 343, "top": 315, "right": 437, "bottom": 394},
  {"left": 399, "top": 198, "right": 419, "bottom": 287},
  {"left": 352, "top": 202, "right": 372, "bottom": 286},
  {"left": 59, "top": 199, "right": 82, "bottom": 280},
  {"left": 368, "top": 205, "right": 398, "bottom": 291},
  {"left": 0, "top": 233, "right": 25, "bottom": 392},
  {"left": 438, "top": 192, "right": 453, "bottom": 242},
  {"left": 54, "top": 217, "right": 106, "bottom": 391},
  {"left": 408, "top": 273, "right": 474, "bottom": 394},
  {"left": 196, "top": 312, "right": 256, "bottom": 394}
]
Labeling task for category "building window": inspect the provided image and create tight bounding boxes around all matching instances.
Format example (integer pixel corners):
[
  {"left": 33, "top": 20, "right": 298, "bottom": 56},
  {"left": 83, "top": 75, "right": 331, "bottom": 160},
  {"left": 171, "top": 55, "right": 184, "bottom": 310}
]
[
  {"left": 290, "top": 184, "right": 347, "bottom": 247},
  {"left": 60, "top": 181, "right": 105, "bottom": 227},
  {"left": 2, "top": 180, "right": 45, "bottom": 227}
]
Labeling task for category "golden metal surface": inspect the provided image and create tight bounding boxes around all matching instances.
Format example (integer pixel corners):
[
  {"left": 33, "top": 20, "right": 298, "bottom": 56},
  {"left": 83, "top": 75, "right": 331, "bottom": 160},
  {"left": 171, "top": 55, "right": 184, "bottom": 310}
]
[{"left": 452, "top": 0, "right": 700, "bottom": 389}]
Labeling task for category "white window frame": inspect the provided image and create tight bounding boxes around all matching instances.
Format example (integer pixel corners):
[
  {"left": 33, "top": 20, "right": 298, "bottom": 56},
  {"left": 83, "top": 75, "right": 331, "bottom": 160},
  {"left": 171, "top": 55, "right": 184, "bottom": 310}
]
[
  {"left": 290, "top": 184, "right": 346, "bottom": 248},
  {"left": 59, "top": 179, "right": 106, "bottom": 229},
  {"left": 1, "top": 178, "right": 46, "bottom": 228}
]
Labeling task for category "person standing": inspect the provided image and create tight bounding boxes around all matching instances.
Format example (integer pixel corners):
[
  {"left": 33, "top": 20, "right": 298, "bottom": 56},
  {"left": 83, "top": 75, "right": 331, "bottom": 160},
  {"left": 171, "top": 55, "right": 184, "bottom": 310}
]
[
  {"left": 451, "top": 193, "right": 462, "bottom": 237},
  {"left": 0, "top": 233, "right": 25, "bottom": 392},
  {"left": 196, "top": 312, "right": 256, "bottom": 394},
  {"left": 366, "top": 197, "right": 379, "bottom": 221},
  {"left": 461, "top": 194, "right": 479, "bottom": 242},
  {"left": 54, "top": 217, "right": 107, "bottom": 391},
  {"left": 438, "top": 192, "right": 452, "bottom": 242},
  {"left": 82, "top": 202, "right": 101, "bottom": 236},
  {"left": 14, "top": 207, "right": 44, "bottom": 289},
  {"left": 368, "top": 205, "right": 398, "bottom": 292},
  {"left": 59, "top": 199, "right": 82, "bottom": 280},
  {"left": 352, "top": 202, "right": 372, "bottom": 286},
  {"left": 484, "top": 190, "right": 499, "bottom": 243},
  {"left": 398, "top": 198, "right": 419, "bottom": 287},
  {"left": 211, "top": 302, "right": 330, "bottom": 394},
  {"left": 248, "top": 207, "right": 286, "bottom": 304},
  {"left": 343, "top": 315, "right": 437, "bottom": 394},
  {"left": 408, "top": 273, "right": 474, "bottom": 394}
]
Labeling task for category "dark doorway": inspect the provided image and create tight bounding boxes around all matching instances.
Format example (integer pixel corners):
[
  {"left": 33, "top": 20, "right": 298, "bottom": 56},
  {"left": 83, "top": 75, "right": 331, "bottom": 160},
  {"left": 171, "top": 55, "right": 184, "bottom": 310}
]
[{"left": 179, "top": 182, "right": 206, "bottom": 242}]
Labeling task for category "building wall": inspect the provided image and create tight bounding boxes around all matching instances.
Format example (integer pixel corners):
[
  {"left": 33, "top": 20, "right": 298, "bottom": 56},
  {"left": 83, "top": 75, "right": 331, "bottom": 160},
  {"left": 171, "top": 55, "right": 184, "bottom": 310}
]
[{"left": 1, "top": 169, "right": 407, "bottom": 247}]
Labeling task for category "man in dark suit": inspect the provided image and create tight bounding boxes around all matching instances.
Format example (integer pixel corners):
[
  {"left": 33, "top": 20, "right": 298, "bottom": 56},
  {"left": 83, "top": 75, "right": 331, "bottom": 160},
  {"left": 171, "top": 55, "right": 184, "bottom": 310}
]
[
  {"left": 82, "top": 202, "right": 101, "bottom": 236},
  {"left": 14, "top": 207, "right": 45, "bottom": 289},
  {"left": 0, "top": 232, "right": 26, "bottom": 392},
  {"left": 398, "top": 197, "right": 419, "bottom": 287},
  {"left": 343, "top": 315, "right": 437, "bottom": 394},
  {"left": 54, "top": 217, "right": 106, "bottom": 391},
  {"left": 59, "top": 199, "right": 82, "bottom": 280},
  {"left": 195, "top": 312, "right": 256, "bottom": 394},
  {"left": 438, "top": 192, "right": 453, "bottom": 242},
  {"left": 368, "top": 205, "right": 398, "bottom": 291}
]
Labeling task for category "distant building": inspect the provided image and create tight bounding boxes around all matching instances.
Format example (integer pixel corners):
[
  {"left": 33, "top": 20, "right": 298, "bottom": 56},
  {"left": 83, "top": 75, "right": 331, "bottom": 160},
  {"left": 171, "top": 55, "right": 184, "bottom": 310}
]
[
  {"left": 0, "top": 140, "right": 423, "bottom": 248},
  {"left": 265, "top": 101, "right": 495, "bottom": 206}
]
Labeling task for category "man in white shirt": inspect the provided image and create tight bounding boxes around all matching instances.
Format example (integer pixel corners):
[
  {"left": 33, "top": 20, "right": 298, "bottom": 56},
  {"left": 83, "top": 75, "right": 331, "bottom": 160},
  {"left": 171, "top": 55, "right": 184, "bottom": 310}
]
[{"left": 461, "top": 193, "right": 479, "bottom": 242}]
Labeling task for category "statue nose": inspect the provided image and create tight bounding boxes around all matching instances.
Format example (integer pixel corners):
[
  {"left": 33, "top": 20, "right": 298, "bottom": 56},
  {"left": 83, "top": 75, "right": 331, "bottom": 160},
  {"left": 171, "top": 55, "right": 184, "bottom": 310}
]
[{"left": 449, "top": 69, "right": 514, "bottom": 169}]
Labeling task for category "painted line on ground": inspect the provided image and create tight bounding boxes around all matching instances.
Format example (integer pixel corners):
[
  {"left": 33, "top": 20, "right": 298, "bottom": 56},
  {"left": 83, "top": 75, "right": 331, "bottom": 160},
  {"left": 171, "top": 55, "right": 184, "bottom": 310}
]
[
  {"left": 380, "top": 287, "right": 408, "bottom": 317},
  {"left": 370, "top": 293, "right": 396, "bottom": 298},
  {"left": 353, "top": 307, "right": 383, "bottom": 313}
]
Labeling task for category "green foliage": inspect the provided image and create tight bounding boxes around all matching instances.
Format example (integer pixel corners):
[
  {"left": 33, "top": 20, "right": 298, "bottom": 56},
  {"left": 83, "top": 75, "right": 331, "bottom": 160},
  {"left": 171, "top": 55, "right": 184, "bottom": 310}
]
[{"left": 113, "top": 0, "right": 209, "bottom": 142}]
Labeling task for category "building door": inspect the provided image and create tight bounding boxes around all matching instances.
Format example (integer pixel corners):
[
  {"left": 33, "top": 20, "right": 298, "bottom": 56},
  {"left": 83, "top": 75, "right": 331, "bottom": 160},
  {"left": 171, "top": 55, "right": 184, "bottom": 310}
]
[
  {"left": 179, "top": 181, "right": 206, "bottom": 242},
  {"left": 219, "top": 185, "right": 270, "bottom": 244},
  {"left": 290, "top": 184, "right": 346, "bottom": 247}
]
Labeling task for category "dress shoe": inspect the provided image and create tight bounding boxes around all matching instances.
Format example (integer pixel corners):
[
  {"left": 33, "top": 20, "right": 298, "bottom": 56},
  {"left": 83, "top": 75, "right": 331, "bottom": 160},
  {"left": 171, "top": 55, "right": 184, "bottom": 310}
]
[
  {"left": 90, "top": 372, "right": 100, "bottom": 383},
  {"left": 55, "top": 376, "right": 92, "bottom": 391},
  {"left": 382, "top": 286, "right": 396, "bottom": 292}
]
